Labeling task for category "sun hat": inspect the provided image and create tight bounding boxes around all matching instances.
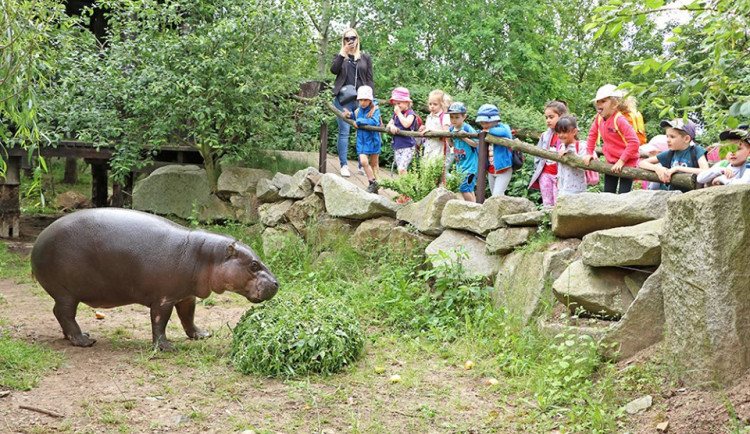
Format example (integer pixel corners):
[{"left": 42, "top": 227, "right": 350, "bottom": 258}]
[
  {"left": 640, "top": 134, "right": 669, "bottom": 155},
  {"left": 356, "top": 85, "right": 374, "bottom": 101},
  {"left": 389, "top": 87, "right": 412, "bottom": 104},
  {"left": 591, "top": 84, "right": 623, "bottom": 102},
  {"left": 446, "top": 102, "right": 467, "bottom": 114},
  {"left": 660, "top": 119, "right": 697, "bottom": 140},
  {"left": 476, "top": 104, "right": 501, "bottom": 123}
]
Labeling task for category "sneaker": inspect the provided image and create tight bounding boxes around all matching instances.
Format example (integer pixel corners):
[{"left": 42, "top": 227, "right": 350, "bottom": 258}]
[
  {"left": 366, "top": 181, "right": 379, "bottom": 194},
  {"left": 340, "top": 166, "right": 351, "bottom": 177},
  {"left": 358, "top": 168, "right": 365, "bottom": 176}
]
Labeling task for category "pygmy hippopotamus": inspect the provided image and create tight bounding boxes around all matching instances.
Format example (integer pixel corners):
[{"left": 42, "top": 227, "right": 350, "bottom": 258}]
[{"left": 31, "top": 208, "right": 279, "bottom": 351}]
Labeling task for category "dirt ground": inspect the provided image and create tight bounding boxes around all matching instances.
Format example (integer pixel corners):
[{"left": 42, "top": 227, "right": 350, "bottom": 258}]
[{"left": 2, "top": 214, "right": 750, "bottom": 433}]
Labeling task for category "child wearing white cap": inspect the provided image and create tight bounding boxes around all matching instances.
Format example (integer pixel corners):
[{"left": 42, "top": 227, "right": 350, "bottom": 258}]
[
  {"left": 582, "top": 84, "right": 641, "bottom": 194},
  {"left": 343, "top": 85, "right": 382, "bottom": 193}
]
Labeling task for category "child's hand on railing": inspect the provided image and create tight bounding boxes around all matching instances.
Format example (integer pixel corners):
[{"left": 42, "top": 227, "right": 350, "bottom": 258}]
[{"left": 558, "top": 148, "right": 568, "bottom": 158}]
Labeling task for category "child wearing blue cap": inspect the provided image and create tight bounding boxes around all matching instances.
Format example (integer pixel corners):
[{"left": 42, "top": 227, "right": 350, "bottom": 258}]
[
  {"left": 638, "top": 118, "right": 709, "bottom": 192},
  {"left": 447, "top": 102, "right": 478, "bottom": 202},
  {"left": 475, "top": 104, "right": 514, "bottom": 196}
]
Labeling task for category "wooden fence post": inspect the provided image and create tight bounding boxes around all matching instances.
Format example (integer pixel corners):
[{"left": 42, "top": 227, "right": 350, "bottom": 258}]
[
  {"left": 319, "top": 123, "right": 328, "bottom": 173},
  {"left": 0, "top": 156, "right": 21, "bottom": 238},
  {"left": 476, "top": 131, "right": 487, "bottom": 204}
]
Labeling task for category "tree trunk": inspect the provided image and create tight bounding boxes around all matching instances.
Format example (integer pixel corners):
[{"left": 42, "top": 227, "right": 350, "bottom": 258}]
[
  {"left": 200, "top": 143, "right": 218, "bottom": 193},
  {"left": 62, "top": 157, "right": 78, "bottom": 184},
  {"left": 316, "top": 0, "right": 330, "bottom": 77}
]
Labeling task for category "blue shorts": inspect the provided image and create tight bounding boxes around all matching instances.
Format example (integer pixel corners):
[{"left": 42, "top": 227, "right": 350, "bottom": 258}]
[{"left": 459, "top": 173, "right": 476, "bottom": 193}]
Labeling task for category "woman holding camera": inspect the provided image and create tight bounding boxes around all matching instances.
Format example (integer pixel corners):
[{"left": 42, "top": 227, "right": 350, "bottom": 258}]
[{"left": 330, "top": 28, "right": 374, "bottom": 177}]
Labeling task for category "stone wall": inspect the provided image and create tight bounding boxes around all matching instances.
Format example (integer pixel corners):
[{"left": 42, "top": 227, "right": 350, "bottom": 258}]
[{"left": 132, "top": 165, "right": 750, "bottom": 387}]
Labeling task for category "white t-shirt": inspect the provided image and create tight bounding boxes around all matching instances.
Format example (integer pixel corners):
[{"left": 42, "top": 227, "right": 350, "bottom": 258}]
[{"left": 423, "top": 111, "right": 451, "bottom": 161}]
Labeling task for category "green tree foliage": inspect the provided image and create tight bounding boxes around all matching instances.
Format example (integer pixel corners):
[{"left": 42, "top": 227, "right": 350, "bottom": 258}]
[
  {"left": 40, "top": 0, "right": 317, "bottom": 190},
  {"left": 588, "top": 0, "right": 750, "bottom": 134},
  {"left": 0, "top": 0, "right": 70, "bottom": 176}
]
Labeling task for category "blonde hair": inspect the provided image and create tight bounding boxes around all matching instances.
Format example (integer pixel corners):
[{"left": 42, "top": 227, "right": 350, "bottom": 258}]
[
  {"left": 442, "top": 92, "right": 453, "bottom": 112},
  {"left": 340, "top": 28, "right": 361, "bottom": 61},
  {"left": 618, "top": 96, "right": 638, "bottom": 114}
]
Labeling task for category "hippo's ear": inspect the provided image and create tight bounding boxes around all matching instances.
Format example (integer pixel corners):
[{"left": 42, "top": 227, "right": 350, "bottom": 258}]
[{"left": 225, "top": 243, "right": 238, "bottom": 259}]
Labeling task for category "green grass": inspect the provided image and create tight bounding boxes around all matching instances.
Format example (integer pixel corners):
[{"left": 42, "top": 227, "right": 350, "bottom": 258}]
[
  {"left": 0, "top": 242, "right": 31, "bottom": 280},
  {"left": 0, "top": 332, "right": 64, "bottom": 390}
]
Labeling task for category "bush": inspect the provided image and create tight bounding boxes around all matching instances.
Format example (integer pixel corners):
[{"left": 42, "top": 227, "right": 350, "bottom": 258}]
[{"left": 230, "top": 294, "right": 365, "bottom": 377}]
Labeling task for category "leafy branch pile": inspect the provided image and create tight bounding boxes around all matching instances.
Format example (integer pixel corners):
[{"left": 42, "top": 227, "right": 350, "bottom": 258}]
[{"left": 230, "top": 294, "right": 365, "bottom": 377}]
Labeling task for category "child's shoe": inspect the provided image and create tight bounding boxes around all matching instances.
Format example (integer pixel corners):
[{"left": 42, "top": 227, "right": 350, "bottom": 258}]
[
  {"left": 340, "top": 166, "right": 351, "bottom": 177},
  {"left": 366, "top": 180, "right": 379, "bottom": 194}
]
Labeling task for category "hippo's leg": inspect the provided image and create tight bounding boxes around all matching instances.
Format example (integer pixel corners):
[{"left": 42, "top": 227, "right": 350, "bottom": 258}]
[
  {"left": 175, "top": 297, "right": 210, "bottom": 340},
  {"left": 53, "top": 298, "right": 96, "bottom": 347},
  {"left": 150, "top": 303, "right": 175, "bottom": 352}
]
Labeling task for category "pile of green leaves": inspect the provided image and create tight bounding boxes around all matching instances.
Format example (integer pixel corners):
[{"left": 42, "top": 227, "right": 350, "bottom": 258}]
[{"left": 230, "top": 294, "right": 365, "bottom": 377}]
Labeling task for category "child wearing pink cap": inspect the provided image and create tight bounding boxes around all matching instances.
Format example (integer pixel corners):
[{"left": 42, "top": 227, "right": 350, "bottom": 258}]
[{"left": 386, "top": 87, "right": 417, "bottom": 175}]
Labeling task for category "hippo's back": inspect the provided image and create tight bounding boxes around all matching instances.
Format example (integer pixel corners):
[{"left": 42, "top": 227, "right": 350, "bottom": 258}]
[{"left": 31, "top": 209, "right": 194, "bottom": 304}]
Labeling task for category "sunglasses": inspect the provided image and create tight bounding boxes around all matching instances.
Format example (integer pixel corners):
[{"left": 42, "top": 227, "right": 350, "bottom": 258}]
[{"left": 343, "top": 36, "right": 357, "bottom": 42}]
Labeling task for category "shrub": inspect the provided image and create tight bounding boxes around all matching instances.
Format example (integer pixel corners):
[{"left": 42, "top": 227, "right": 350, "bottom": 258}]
[{"left": 230, "top": 294, "right": 365, "bottom": 377}]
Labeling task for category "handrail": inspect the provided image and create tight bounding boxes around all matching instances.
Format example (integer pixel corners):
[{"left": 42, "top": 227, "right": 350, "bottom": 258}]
[{"left": 326, "top": 102, "right": 695, "bottom": 192}]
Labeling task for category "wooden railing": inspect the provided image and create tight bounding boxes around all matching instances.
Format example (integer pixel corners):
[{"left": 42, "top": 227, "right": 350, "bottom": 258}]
[{"left": 325, "top": 103, "right": 695, "bottom": 203}]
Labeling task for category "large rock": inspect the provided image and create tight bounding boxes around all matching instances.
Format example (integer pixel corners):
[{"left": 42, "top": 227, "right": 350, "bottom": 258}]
[
  {"left": 198, "top": 194, "right": 235, "bottom": 221},
  {"left": 256, "top": 178, "right": 282, "bottom": 203},
  {"left": 441, "top": 196, "right": 536, "bottom": 236},
  {"left": 396, "top": 188, "right": 456, "bottom": 235},
  {"left": 601, "top": 267, "right": 664, "bottom": 360},
  {"left": 485, "top": 227, "right": 537, "bottom": 255},
  {"left": 387, "top": 226, "right": 434, "bottom": 253},
  {"left": 350, "top": 217, "right": 398, "bottom": 252},
  {"left": 258, "top": 200, "right": 294, "bottom": 227},
  {"left": 483, "top": 195, "right": 537, "bottom": 219},
  {"left": 494, "top": 245, "right": 578, "bottom": 324},
  {"left": 425, "top": 229, "right": 503, "bottom": 278},
  {"left": 132, "top": 165, "right": 211, "bottom": 218},
  {"left": 502, "top": 210, "right": 548, "bottom": 227},
  {"left": 552, "top": 260, "right": 649, "bottom": 318},
  {"left": 440, "top": 201, "right": 487, "bottom": 235},
  {"left": 217, "top": 167, "right": 272, "bottom": 195},
  {"left": 580, "top": 219, "right": 664, "bottom": 267},
  {"left": 552, "top": 190, "right": 680, "bottom": 238},
  {"left": 662, "top": 185, "right": 750, "bottom": 386},
  {"left": 279, "top": 167, "right": 319, "bottom": 199},
  {"left": 307, "top": 215, "right": 358, "bottom": 243},
  {"left": 320, "top": 173, "right": 400, "bottom": 219},
  {"left": 284, "top": 194, "right": 326, "bottom": 237},
  {"left": 261, "top": 224, "right": 302, "bottom": 257},
  {"left": 55, "top": 191, "right": 90, "bottom": 210},
  {"left": 230, "top": 194, "right": 261, "bottom": 224}
]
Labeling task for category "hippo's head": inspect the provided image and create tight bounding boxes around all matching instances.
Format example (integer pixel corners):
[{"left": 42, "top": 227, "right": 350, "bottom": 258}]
[{"left": 214, "top": 242, "right": 279, "bottom": 303}]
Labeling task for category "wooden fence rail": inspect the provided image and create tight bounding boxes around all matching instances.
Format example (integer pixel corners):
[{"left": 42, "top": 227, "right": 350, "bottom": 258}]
[{"left": 325, "top": 102, "right": 696, "bottom": 198}]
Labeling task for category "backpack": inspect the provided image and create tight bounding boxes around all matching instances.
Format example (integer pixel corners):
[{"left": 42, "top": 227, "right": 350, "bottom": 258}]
[
  {"left": 574, "top": 141, "right": 600, "bottom": 185},
  {"left": 667, "top": 145, "right": 698, "bottom": 169},
  {"left": 509, "top": 129, "right": 525, "bottom": 171},
  {"left": 596, "top": 111, "right": 627, "bottom": 146}
]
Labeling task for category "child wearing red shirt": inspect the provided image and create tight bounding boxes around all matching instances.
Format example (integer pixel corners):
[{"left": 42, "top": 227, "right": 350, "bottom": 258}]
[{"left": 582, "top": 85, "right": 641, "bottom": 194}]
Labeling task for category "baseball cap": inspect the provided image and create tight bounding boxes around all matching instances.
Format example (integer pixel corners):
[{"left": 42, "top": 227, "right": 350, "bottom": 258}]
[
  {"left": 591, "top": 84, "right": 623, "bottom": 102},
  {"left": 447, "top": 102, "right": 467, "bottom": 114},
  {"left": 660, "top": 119, "right": 697, "bottom": 140},
  {"left": 476, "top": 104, "right": 501, "bottom": 123},
  {"left": 719, "top": 125, "right": 750, "bottom": 143}
]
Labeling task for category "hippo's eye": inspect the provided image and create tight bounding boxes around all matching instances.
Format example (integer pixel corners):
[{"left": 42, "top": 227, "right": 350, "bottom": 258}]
[{"left": 250, "top": 261, "right": 261, "bottom": 272}]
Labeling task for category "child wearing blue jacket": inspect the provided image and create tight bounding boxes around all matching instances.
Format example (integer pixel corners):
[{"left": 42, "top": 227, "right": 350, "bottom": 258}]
[
  {"left": 476, "top": 104, "right": 514, "bottom": 196},
  {"left": 344, "top": 86, "right": 382, "bottom": 193},
  {"left": 447, "top": 102, "right": 479, "bottom": 202}
]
